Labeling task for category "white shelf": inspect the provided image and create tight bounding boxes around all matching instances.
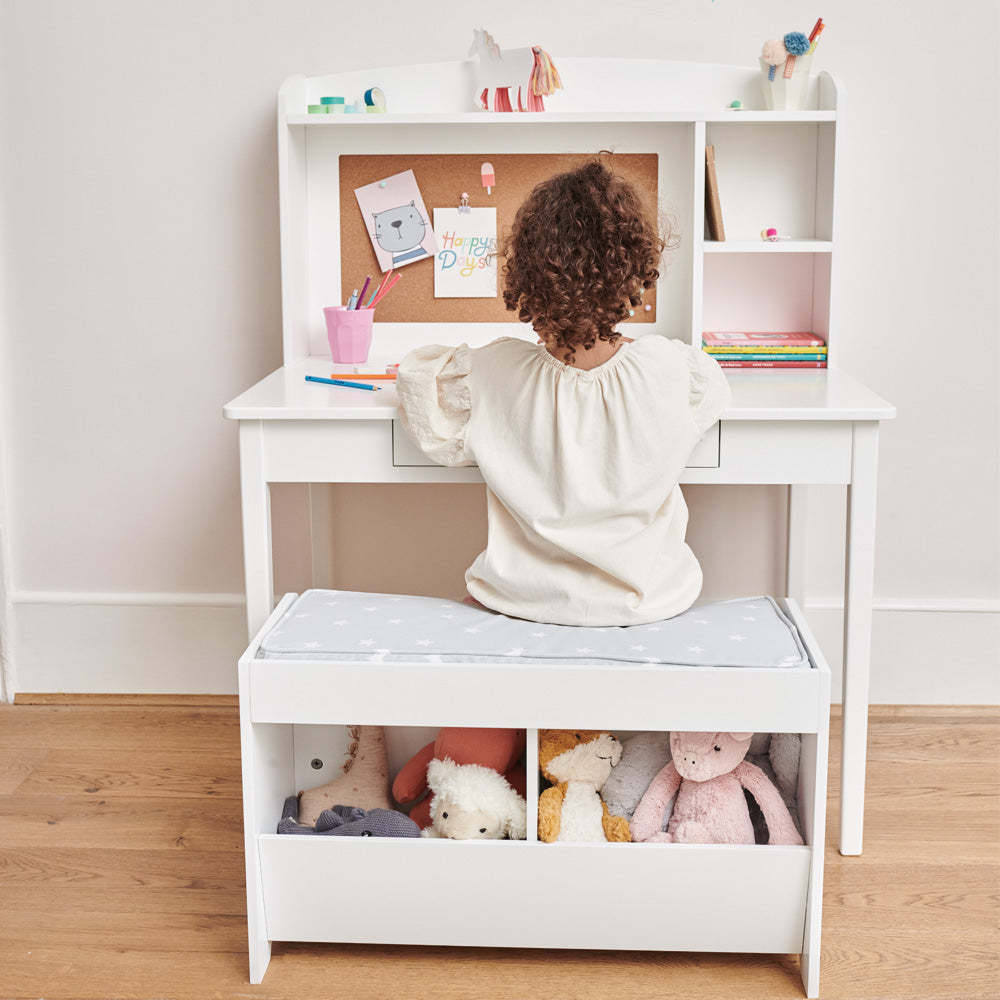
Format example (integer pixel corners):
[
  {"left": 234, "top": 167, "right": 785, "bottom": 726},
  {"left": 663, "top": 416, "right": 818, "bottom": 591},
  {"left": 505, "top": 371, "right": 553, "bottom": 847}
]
[
  {"left": 704, "top": 240, "right": 834, "bottom": 254},
  {"left": 287, "top": 110, "right": 836, "bottom": 126}
]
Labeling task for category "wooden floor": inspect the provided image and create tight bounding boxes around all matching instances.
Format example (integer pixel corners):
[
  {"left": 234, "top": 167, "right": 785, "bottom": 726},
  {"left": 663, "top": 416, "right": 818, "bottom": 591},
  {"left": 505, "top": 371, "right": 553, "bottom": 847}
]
[{"left": 0, "top": 703, "right": 997, "bottom": 1000}]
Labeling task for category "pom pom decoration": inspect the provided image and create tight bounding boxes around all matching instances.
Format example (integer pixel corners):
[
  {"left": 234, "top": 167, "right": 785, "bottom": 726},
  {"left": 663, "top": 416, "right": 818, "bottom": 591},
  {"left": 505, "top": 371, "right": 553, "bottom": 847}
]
[
  {"left": 782, "top": 30, "right": 811, "bottom": 79},
  {"left": 783, "top": 31, "right": 810, "bottom": 56},
  {"left": 761, "top": 38, "right": 786, "bottom": 82}
]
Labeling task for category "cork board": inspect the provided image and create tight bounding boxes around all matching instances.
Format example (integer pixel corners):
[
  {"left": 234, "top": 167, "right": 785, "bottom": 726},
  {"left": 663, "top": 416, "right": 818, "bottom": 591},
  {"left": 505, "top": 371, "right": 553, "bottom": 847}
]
[{"left": 339, "top": 154, "right": 659, "bottom": 323}]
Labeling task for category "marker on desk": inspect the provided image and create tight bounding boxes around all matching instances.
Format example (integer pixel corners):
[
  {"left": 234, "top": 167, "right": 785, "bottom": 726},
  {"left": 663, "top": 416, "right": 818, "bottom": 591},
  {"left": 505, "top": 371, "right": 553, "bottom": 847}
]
[{"left": 305, "top": 375, "right": 381, "bottom": 392}]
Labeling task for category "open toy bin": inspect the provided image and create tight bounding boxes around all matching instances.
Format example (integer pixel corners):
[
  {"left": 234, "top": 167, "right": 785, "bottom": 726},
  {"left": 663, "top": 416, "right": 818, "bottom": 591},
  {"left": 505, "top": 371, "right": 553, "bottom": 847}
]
[{"left": 240, "top": 595, "right": 830, "bottom": 996}]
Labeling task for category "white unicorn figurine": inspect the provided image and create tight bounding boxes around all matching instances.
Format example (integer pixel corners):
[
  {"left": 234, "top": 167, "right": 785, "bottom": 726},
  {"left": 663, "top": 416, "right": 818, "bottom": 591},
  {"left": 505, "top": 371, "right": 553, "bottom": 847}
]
[{"left": 468, "top": 29, "right": 563, "bottom": 112}]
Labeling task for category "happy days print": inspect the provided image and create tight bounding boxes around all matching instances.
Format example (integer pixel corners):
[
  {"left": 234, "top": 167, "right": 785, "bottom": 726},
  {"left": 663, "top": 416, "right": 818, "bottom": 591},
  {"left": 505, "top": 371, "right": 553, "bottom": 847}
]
[{"left": 433, "top": 207, "right": 498, "bottom": 298}]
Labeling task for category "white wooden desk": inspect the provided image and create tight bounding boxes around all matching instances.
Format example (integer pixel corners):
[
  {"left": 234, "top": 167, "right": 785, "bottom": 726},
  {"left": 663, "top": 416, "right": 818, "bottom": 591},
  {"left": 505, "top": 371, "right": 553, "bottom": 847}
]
[{"left": 225, "top": 358, "right": 894, "bottom": 855}]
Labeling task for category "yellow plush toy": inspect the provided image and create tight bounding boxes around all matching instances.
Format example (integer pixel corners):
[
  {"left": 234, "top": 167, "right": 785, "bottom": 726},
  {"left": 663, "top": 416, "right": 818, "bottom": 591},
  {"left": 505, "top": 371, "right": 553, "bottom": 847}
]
[{"left": 537, "top": 730, "right": 631, "bottom": 843}]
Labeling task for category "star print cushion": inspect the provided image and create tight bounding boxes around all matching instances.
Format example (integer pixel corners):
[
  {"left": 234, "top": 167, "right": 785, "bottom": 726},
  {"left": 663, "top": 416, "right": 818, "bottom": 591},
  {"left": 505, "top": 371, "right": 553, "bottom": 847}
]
[{"left": 257, "top": 591, "right": 809, "bottom": 669}]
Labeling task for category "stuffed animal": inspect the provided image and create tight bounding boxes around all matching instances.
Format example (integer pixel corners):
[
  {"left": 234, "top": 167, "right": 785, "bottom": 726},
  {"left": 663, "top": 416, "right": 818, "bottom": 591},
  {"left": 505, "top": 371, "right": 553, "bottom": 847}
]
[
  {"left": 601, "top": 731, "right": 672, "bottom": 821},
  {"left": 298, "top": 725, "right": 391, "bottom": 826},
  {"left": 537, "top": 730, "right": 631, "bottom": 843},
  {"left": 747, "top": 732, "right": 802, "bottom": 842},
  {"left": 392, "top": 727, "right": 526, "bottom": 830},
  {"left": 278, "top": 798, "right": 420, "bottom": 837},
  {"left": 630, "top": 731, "right": 803, "bottom": 846},
  {"left": 421, "top": 758, "right": 527, "bottom": 840}
]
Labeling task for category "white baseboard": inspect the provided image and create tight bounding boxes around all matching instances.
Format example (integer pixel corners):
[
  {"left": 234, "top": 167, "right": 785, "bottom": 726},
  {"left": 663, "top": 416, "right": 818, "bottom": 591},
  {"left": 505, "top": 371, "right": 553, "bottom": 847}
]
[
  {"left": 9, "top": 592, "right": 247, "bottom": 695},
  {"left": 6, "top": 591, "right": 999, "bottom": 703},
  {"left": 803, "top": 599, "right": 1000, "bottom": 705}
]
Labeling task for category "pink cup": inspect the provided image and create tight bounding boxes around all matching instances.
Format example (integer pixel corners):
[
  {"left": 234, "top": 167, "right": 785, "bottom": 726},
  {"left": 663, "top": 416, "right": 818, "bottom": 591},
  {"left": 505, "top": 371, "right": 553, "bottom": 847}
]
[{"left": 324, "top": 306, "right": 374, "bottom": 363}]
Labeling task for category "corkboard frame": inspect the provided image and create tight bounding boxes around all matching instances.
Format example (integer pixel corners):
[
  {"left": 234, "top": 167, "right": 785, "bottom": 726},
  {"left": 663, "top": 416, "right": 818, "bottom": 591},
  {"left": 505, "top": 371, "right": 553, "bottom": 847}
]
[
  {"left": 300, "top": 124, "right": 694, "bottom": 358},
  {"left": 339, "top": 153, "right": 659, "bottom": 325}
]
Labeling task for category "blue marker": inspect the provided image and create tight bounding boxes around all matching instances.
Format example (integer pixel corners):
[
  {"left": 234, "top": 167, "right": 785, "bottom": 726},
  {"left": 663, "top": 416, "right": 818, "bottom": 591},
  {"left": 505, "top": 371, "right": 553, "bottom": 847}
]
[{"left": 305, "top": 375, "right": 380, "bottom": 392}]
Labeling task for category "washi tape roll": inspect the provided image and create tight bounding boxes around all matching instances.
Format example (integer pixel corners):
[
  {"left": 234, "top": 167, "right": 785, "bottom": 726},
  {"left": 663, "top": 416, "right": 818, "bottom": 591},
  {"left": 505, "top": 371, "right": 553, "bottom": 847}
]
[
  {"left": 307, "top": 105, "right": 330, "bottom": 114},
  {"left": 363, "top": 87, "right": 386, "bottom": 111},
  {"left": 320, "top": 96, "right": 345, "bottom": 105}
]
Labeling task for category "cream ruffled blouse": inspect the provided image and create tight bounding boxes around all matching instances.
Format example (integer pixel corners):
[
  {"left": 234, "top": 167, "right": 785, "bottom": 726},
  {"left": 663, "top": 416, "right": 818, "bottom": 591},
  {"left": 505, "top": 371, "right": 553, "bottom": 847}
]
[{"left": 396, "top": 336, "right": 731, "bottom": 627}]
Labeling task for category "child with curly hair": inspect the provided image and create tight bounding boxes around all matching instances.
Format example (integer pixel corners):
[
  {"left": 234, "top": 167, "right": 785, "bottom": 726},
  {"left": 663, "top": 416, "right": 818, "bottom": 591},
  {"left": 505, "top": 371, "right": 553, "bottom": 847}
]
[{"left": 397, "top": 159, "right": 730, "bottom": 626}]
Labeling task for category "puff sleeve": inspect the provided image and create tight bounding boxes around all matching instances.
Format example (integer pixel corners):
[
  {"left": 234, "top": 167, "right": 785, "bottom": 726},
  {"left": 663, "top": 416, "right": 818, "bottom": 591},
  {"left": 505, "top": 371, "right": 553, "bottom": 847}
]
[
  {"left": 396, "top": 344, "right": 475, "bottom": 467},
  {"left": 681, "top": 343, "right": 732, "bottom": 434}
]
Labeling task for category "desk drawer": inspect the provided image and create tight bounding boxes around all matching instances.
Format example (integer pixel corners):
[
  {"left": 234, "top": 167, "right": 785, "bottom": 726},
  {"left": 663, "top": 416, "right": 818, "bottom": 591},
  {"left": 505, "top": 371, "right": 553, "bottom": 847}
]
[{"left": 392, "top": 421, "right": 721, "bottom": 469}]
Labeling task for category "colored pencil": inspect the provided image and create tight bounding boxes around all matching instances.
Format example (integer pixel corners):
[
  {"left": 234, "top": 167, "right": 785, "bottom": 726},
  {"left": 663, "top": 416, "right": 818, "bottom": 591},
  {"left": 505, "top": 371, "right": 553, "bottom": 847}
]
[
  {"left": 366, "top": 268, "right": 393, "bottom": 308},
  {"left": 355, "top": 276, "right": 371, "bottom": 309},
  {"left": 808, "top": 17, "right": 824, "bottom": 42},
  {"left": 305, "top": 375, "right": 381, "bottom": 391},
  {"left": 371, "top": 272, "right": 401, "bottom": 307}
]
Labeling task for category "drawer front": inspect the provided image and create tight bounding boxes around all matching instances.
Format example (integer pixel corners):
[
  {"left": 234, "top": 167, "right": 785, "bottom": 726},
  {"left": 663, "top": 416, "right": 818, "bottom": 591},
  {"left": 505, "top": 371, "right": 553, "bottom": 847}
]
[
  {"left": 260, "top": 836, "right": 810, "bottom": 954},
  {"left": 392, "top": 420, "right": 722, "bottom": 469}
]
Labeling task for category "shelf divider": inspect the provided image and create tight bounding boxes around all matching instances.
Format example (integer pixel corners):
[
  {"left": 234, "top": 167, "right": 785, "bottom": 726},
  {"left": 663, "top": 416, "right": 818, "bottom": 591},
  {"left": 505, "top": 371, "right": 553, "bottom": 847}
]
[{"left": 525, "top": 728, "right": 539, "bottom": 842}]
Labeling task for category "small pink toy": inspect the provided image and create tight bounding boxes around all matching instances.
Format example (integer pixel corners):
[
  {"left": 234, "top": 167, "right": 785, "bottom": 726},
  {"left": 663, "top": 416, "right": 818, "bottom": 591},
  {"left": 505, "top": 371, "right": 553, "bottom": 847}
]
[
  {"left": 761, "top": 39, "right": 786, "bottom": 82},
  {"left": 630, "top": 731, "right": 803, "bottom": 845},
  {"left": 761, "top": 227, "right": 779, "bottom": 241}
]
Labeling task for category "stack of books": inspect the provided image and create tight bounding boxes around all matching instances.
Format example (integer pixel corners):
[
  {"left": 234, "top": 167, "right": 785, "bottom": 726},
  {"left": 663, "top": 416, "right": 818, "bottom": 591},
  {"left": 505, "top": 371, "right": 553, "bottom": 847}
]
[{"left": 702, "top": 332, "right": 828, "bottom": 369}]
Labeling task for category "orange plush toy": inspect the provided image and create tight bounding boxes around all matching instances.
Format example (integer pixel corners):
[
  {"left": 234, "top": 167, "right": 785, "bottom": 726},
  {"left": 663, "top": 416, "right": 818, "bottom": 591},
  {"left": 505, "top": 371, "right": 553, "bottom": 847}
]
[{"left": 392, "top": 728, "right": 526, "bottom": 830}]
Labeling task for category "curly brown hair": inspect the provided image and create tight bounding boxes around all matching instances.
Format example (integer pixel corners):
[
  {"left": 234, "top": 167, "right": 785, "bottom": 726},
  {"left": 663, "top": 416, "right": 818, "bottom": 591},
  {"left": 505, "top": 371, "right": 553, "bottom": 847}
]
[{"left": 502, "top": 159, "right": 667, "bottom": 361}]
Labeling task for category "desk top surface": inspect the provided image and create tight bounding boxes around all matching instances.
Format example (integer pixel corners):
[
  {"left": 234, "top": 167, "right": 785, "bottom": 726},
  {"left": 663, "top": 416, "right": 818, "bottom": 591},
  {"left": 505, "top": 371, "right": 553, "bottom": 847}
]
[{"left": 224, "top": 358, "right": 896, "bottom": 423}]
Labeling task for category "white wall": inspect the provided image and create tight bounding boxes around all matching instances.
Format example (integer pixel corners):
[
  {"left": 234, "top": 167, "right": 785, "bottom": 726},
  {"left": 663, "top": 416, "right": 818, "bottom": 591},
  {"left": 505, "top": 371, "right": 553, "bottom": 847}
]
[{"left": 1, "top": 1, "right": 997, "bottom": 701}]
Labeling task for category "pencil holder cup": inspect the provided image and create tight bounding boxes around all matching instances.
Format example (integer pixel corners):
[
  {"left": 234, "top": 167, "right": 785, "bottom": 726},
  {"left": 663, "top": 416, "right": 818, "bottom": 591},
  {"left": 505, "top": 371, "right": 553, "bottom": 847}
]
[
  {"left": 324, "top": 306, "right": 374, "bottom": 363},
  {"left": 759, "top": 52, "right": 813, "bottom": 111}
]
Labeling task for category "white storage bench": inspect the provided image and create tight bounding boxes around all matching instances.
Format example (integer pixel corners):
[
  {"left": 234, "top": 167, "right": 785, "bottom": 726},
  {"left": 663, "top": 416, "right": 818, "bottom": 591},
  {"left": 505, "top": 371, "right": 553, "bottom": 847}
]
[{"left": 239, "top": 592, "right": 831, "bottom": 996}]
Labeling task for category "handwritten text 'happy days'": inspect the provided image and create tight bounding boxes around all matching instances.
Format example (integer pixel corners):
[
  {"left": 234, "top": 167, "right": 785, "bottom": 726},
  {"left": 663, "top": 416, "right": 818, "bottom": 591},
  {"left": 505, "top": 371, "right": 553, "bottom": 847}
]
[{"left": 437, "top": 230, "right": 497, "bottom": 277}]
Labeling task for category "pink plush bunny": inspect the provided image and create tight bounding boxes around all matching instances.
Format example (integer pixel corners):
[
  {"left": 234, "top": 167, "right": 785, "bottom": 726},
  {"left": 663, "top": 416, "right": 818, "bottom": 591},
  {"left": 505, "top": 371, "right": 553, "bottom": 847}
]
[{"left": 630, "top": 731, "right": 803, "bottom": 845}]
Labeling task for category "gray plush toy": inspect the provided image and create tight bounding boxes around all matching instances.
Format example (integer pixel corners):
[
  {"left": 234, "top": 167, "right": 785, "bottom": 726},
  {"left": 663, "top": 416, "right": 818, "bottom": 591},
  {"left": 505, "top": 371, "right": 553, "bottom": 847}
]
[
  {"left": 746, "top": 732, "right": 802, "bottom": 841},
  {"left": 600, "top": 732, "right": 672, "bottom": 821},
  {"left": 278, "top": 797, "right": 420, "bottom": 838}
]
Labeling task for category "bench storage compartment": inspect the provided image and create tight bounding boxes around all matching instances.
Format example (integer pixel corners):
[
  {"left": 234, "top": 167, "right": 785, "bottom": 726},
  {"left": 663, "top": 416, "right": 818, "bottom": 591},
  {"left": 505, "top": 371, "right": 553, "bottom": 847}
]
[{"left": 239, "top": 592, "right": 830, "bottom": 996}]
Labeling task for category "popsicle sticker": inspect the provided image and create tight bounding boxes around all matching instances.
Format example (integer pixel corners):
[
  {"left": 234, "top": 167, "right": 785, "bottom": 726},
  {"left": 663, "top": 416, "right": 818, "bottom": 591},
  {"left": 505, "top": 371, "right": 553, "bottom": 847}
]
[{"left": 481, "top": 161, "right": 495, "bottom": 195}]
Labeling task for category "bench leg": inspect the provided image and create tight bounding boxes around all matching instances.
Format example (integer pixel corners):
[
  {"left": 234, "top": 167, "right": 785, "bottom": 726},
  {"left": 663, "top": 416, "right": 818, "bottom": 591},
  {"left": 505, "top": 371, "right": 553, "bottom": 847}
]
[{"left": 840, "top": 421, "right": 879, "bottom": 856}]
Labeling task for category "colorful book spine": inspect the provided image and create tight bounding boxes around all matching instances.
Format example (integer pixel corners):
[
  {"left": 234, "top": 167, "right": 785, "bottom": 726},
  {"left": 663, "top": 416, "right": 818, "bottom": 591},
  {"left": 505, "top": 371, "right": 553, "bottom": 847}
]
[
  {"left": 704, "top": 346, "right": 827, "bottom": 355},
  {"left": 709, "top": 353, "right": 827, "bottom": 362},
  {"left": 717, "top": 360, "right": 827, "bottom": 369},
  {"left": 703, "top": 332, "right": 827, "bottom": 348}
]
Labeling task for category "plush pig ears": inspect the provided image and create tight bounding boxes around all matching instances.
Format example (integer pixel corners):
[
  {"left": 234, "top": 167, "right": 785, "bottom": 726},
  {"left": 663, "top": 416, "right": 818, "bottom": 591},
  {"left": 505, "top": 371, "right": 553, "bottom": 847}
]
[{"left": 728, "top": 733, "right": 754, "bottom": 743}]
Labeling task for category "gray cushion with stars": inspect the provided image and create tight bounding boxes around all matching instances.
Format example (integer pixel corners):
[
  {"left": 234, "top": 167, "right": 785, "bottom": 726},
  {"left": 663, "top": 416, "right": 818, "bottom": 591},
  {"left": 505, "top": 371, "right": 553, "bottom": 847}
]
[{"left": 256, "top": 591, "right": 810, "bottom": 669}]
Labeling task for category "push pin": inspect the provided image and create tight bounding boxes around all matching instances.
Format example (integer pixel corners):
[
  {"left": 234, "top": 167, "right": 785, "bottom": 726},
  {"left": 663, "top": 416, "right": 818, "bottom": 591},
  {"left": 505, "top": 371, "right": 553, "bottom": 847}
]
[
  {"left": 378, "top": 181, "right": 387, "bottom": 189},
  {"left": 728, "top": 99, "right": 743, "bottom": 110},
  {"left": 458, "top": 192, "right": 471, "bottom": 214},
  {"left": 761, "top": 227, "right": 779, "bottom": 242},
  {"left": 644, "top": 303, "right": 652, "bottom": 312}
]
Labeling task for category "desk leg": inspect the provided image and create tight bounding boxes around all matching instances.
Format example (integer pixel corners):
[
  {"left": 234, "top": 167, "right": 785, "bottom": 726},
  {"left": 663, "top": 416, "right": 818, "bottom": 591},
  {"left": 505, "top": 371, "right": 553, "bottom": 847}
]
[
  {"left": 240, "top": 420, "right": 274, "bottom": 638},
  {"left": 786, "top": 485, "right": 808, "bottom": 606},
  {"left": 840, "top": 421, "right": 879, "bottom": 856}
]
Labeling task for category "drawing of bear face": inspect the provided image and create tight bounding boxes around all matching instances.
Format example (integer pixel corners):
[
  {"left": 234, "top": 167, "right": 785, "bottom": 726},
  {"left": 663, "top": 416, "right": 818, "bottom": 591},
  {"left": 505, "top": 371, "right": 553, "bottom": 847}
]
[{"left": 373, "top": 201, "right": 426, "bottom": 254}]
